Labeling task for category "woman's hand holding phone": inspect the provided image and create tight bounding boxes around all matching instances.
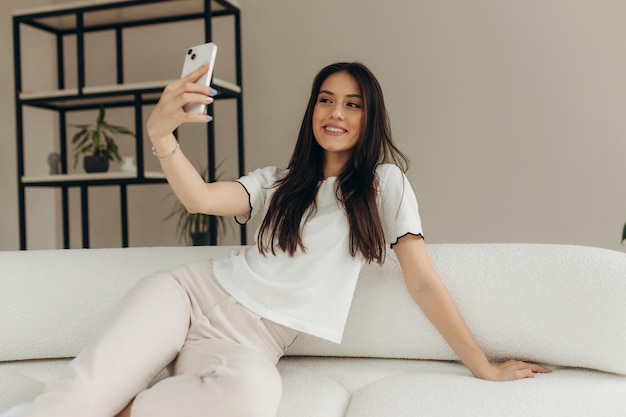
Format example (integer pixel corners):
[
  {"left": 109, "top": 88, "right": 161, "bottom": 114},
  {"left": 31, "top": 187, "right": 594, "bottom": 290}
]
[
  {"left": 146, "top": 64, "right": 216, "bottom": 147},
  {"left": 147, "top": 42, "right": 218, "bottom": 148}
]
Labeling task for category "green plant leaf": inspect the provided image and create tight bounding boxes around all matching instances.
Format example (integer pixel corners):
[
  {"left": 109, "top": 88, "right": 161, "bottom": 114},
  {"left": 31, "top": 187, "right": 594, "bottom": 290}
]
[
  {"left": 79, "top": 143, "right": 94, "bottom": 154},
  {"left": 70, "top": 128, "right": 88, "bottom": 144},
  {"left": 103, "top": 122, "right": 135, "bottom": 136},
  {"left": 92, "top": 131, "right": 101, "bottom": 150},
  {"left": 103, "top": 132, "right": 122, "bottom": 161},
  {"left": 97, "top": 106, "right": 106, "bottom": 126},
  {"left": 74, "top": 133, "right": 90, "bottom": 148}
]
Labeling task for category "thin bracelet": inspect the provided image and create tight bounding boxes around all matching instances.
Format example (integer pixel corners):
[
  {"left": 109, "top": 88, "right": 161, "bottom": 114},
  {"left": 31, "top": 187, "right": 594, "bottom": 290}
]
[{"left": 152, "top": 141, "right": 180, "bottom": 161}]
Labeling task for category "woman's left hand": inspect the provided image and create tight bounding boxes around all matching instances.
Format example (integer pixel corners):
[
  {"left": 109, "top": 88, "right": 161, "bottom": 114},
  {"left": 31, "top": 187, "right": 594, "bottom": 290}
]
[{"left": 480, "top": 359, "right": 552, "bottom": 381}]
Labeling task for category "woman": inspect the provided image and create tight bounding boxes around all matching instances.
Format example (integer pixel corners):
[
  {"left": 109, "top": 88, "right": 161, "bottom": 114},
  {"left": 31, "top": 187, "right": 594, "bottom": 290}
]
[{"left": 6, "top": 62, "right": 549, "bottom": 417}]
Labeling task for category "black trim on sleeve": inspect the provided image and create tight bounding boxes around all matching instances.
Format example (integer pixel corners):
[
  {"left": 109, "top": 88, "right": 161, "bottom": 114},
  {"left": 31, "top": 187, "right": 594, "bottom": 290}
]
[
  {"left": 234, "top": 180, "right": 253, "bottom": 226},
  {"left": 390, "top": 232, "right": 424, "bottom": 248}
]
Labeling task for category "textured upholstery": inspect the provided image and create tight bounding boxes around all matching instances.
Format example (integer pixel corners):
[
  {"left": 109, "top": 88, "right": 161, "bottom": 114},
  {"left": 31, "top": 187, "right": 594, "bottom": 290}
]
[{"left": 1, "top": 244, "right": 625, "bottom": 416}]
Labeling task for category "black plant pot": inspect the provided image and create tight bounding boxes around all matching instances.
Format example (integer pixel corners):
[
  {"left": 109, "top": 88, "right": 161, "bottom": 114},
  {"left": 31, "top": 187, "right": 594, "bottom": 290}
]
[
  {"left": 84, "top": 155, "right": 110, "bottom": 173},
  {"left": 191, "top": 232, "right": 212, "bottom": 246}
]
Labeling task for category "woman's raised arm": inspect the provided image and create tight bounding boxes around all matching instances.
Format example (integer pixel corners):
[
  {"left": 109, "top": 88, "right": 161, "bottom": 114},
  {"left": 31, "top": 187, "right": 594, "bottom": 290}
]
[{"left": 146, "top": 64, "right": 250, "bottom": 218}]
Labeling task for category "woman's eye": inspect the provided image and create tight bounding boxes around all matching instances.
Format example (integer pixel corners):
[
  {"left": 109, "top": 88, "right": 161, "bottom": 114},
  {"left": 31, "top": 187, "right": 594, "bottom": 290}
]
[
  {"left": 347, "top": 102, "right": 361, "bottom": 109},
  {"left": 319, "top": 97, "right": 332, "bottom": 104}
]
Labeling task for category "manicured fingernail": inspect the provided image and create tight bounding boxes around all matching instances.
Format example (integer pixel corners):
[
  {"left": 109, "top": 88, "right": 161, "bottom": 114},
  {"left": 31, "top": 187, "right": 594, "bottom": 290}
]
[
  {"left": 202, "top": 60, "right": 209, "bottom": 65},
  {"left": 206, "top": 96, "right": 214, "bottom": 103},
  {"left": 209, "top": 87, "right": 218, "bottom": 95},
  {"left": 206, "top": 115, "right": 213, "bottom": 122}
]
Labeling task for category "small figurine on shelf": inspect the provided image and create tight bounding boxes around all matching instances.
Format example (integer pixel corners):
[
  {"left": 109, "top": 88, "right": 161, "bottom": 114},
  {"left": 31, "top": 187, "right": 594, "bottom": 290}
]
[
  {"left": 71, "top": 106, "right": 135, "bottom": 173},
  {"left": 47, "top": 152, "right": 60, "bottom": 175}
]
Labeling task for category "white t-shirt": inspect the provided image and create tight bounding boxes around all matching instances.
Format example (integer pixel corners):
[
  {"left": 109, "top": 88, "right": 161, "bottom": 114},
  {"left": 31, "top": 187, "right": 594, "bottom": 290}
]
[{"left": 213, "top": 163, "right": 422, "bottom": 343}]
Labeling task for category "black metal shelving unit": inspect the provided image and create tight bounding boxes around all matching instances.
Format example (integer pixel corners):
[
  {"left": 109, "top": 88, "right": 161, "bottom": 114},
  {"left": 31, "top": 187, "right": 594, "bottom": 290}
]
[{"left": 13, "top": 0, "right": 246, "bottom": 249}]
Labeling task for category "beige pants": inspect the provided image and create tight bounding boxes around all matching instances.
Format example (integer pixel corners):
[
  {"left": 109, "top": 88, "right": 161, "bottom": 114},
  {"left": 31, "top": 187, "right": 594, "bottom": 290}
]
[{"left": 23, "top": 261, "right": 298, "bottom": 417}]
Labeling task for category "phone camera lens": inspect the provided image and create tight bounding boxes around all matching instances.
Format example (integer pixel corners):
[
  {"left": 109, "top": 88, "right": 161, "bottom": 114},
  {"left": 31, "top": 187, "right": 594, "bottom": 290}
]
[
  {"left": 191, "top": 53, "right": 196, "bottom": 60},
  {"left": 187, "top": 49, "right": 193, "bottom": 55}
]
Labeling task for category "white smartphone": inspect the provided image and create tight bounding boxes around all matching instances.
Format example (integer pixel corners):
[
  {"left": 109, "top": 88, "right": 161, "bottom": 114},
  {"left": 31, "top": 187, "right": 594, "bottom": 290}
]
[{"left": 180, "top": 42, "right": 218, "bottom": 114}]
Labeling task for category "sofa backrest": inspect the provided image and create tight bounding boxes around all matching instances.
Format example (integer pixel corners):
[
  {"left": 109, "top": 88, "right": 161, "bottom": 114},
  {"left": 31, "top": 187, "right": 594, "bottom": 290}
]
[
  {"left": 0, "top": 246, "right": 231, "bottom": 362},
  {"left": 288, "top": 243, "right": 626, "bottom": 375},
  {"left": 1, "top": 244, "right": 625, "bottom": 374}
]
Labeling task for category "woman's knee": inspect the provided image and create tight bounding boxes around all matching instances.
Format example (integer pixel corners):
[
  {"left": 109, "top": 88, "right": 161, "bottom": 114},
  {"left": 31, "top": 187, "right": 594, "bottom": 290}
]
[
  {"left": 124, "top": 273, "right": 190, "bottom": 324},
  {"left": 132, "top": 272, "right": 186, "bottom": 303},
  {"left": 132, "top": 374, "right": 282, "bottom": 417},
  {"left": 133, "top": 348, "right": 283, "bottom": 417},
  {"left": 212, "top": 349, "right": 283, "bottom": 415}
]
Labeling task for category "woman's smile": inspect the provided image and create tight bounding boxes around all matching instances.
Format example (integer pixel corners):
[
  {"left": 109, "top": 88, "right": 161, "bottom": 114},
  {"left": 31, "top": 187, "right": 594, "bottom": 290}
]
[{"left": 323, "top": 125, "right": 348, "bottom": 134}]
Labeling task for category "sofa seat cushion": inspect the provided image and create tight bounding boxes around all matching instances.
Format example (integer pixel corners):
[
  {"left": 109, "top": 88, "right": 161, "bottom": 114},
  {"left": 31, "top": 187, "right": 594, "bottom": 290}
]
[
  {"left": 3, "top": 357, "right": 626, "bottom": 416},
  {"left": 0, "top": 359, "right": 68, "bottom": 409},
  {"left": 277, "top": 357, "right": 626, "bottom": 417}
]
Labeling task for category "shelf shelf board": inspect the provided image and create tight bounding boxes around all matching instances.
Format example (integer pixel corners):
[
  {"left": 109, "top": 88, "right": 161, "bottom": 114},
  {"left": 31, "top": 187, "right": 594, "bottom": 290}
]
[
  {"left": 14, "top": 0, "right": 241, "bottom": 31},
  {"left": 18, "top": 77, "right": 241, "bottom": 108},
  {"left": 22, "top": 171, "right": 166, "bottom": 184}
]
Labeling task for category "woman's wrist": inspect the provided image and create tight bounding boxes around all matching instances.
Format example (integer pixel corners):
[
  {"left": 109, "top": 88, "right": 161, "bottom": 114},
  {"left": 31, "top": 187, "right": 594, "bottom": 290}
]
[
  {"left": 152, "top": 140, "right": 179, "bottom": 161},
  {"left": 470, "top": 363, "right": 498, "bottom": 380},
  {"left": 461, "top": 351, "right": 497, "bottom": 380},
  {"left": 149, "top": 133, "right": 178, "bottom": 156}
]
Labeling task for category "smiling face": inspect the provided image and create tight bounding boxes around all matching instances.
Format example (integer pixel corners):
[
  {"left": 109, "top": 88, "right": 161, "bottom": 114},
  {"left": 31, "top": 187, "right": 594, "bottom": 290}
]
[{"left": 312, "top": 71, "right": 363, "bottom": 176}]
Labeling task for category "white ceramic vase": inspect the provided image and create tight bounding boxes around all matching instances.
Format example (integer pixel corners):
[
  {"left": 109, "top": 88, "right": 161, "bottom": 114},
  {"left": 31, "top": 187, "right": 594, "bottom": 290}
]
[{"left": 120, "top": 156, "right": 137, "bottom": 173}]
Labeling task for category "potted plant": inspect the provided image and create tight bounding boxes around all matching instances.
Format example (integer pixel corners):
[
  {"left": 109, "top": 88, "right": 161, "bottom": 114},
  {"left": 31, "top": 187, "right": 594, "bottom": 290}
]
[
  {"left": 71, "top": 106, "right": 135, "bottom": 172},
  {"left": 165, "top": 165, "right": 232, "bottom": 246},
  {"left": 166, "top": 206, "right": 227, "bottom": 246}
]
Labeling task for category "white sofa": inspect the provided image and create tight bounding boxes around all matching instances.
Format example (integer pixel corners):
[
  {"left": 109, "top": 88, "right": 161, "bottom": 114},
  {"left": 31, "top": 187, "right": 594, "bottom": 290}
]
[{"left": 2, "top": 244, "right": 626, "bottom": 416}]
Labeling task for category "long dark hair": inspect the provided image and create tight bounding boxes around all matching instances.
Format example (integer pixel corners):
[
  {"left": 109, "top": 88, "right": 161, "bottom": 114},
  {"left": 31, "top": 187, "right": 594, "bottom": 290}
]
[{"left": 257, "top": 62, "right": 408, "bottom": 264}]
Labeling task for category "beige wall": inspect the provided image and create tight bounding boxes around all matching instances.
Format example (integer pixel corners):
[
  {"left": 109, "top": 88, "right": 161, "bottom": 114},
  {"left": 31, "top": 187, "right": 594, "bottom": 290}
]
[{"left": 2, "top": 0, "right": 625, "bottom": 252}]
